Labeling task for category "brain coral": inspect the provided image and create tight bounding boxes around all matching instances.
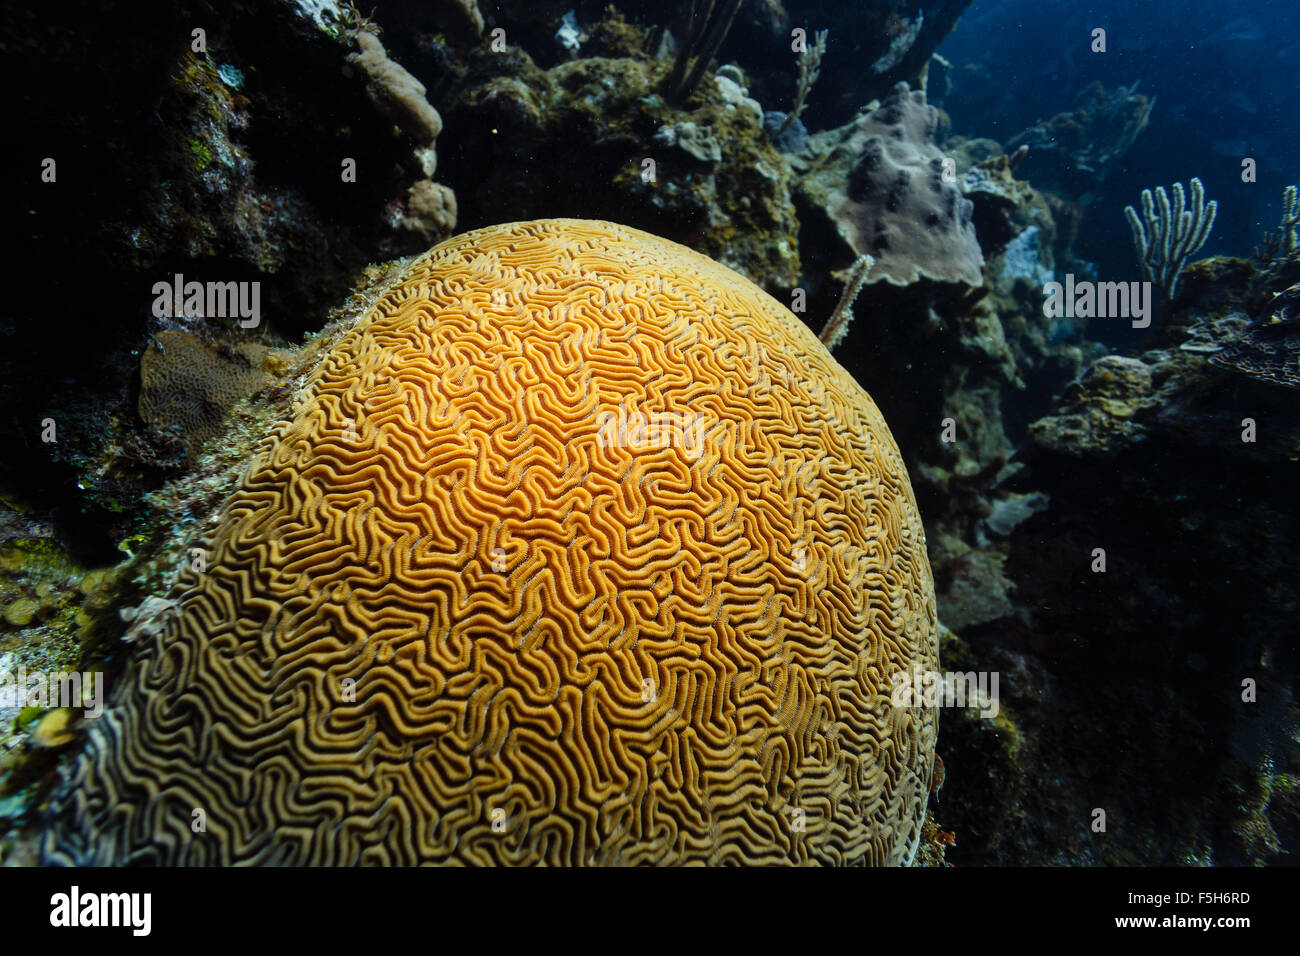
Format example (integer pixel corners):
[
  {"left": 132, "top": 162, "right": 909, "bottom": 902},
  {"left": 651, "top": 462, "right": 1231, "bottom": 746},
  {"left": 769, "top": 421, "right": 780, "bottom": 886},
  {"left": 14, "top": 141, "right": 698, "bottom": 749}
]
[
  {"left": 138, "top": 330, "right": 269, "bottom": 455},
  {"left": 47, "top": 219, "right": 938, "bottom": 865}
]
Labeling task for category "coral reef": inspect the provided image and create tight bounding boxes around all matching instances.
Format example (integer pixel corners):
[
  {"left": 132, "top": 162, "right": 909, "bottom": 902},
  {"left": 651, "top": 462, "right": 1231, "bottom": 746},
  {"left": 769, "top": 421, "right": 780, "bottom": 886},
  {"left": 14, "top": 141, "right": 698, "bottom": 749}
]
[
  {"left": 1006, "top": 81, "right": 1155, "bottom": 197},
  {"left": 0, "top": 243, "right": 404, "bottom": 863},
  {"left": 790, "top": 106, "right": 1095, "bottom": 650},
  {"left": 0, "top": 506, "right": 125, "bottom": 864},
  {"left": 959, "top": 149, "right": 1055, "bottom": 262},
  {"left": 6, "top": 0, "right": 1296, "bottom": 871},
  {"left": 439, "top": 46, "right": 800, "bottom": 291},
  {"left": 940, "top": 256, "right": 1300, "bottom": 864},
  {"left": 0, "top": 0, "right": 483, "bottom": 551}
]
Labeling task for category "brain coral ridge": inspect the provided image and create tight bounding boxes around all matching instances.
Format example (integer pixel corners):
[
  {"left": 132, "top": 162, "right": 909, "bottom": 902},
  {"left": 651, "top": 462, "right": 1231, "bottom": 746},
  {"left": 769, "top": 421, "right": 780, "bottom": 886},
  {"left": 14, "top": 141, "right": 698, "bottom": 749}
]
[{"left": 47, "top": 219, "right": 937, "bottom": 866}]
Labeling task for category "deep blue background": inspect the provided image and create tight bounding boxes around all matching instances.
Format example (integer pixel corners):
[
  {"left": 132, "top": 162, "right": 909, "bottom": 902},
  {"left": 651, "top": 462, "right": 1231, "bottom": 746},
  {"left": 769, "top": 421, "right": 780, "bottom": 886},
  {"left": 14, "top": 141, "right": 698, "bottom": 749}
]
[{"left": 937, "top": 0, "right": 1300, "bottom": 275}]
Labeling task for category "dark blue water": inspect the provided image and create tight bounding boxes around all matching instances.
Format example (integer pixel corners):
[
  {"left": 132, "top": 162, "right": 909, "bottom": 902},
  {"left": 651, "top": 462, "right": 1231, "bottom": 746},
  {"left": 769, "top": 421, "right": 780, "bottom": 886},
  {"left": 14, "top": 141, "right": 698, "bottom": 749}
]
[{"left": 940, "top": 0, "right": 1300, "bottom": 271}]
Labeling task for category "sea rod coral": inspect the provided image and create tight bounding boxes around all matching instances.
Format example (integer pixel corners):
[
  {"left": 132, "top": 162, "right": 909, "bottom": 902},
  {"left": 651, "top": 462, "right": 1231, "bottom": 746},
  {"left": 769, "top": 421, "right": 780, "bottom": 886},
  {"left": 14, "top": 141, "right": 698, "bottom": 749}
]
[{"left": 1124, "top": 177, "right": 1217, "bottom": 300}]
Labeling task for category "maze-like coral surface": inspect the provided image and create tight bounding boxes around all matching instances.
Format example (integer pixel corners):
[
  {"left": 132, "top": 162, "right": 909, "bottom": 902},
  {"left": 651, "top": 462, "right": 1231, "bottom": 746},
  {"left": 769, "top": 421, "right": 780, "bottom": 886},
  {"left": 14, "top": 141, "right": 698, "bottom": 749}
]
[
  {"left": 48, "top": 219, "right": 938, "bottom": 865},
  {"left": 138, "top": 330, "right": 269, "bottom": 454}
]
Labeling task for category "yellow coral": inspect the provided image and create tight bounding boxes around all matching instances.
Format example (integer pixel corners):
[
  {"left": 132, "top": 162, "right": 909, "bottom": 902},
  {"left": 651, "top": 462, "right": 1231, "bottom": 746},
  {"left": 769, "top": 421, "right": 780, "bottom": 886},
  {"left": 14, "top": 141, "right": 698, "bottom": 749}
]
[{"left": 50, "top": 220, "right": 937, "bottom": 865}]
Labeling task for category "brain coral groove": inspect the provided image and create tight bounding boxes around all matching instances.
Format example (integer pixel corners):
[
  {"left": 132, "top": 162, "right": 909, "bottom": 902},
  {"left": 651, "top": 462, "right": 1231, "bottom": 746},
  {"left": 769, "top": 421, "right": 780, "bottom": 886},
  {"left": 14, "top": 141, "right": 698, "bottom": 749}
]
[{"left": 47, "top": 219, "right": 938, "bottom": 865}]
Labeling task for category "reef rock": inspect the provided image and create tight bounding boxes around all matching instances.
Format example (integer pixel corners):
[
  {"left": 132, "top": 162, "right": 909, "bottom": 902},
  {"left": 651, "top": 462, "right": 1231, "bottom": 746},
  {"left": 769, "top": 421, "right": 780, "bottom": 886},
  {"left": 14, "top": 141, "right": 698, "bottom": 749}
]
[
  {"left": 1028, "top": 322, "right": 1300, "bottom": 461},
  {"left": 975, "top": 269, "right": 1300, "bottom": 865},
  {"left": 959, "top": 149, "right": 1051, "bottom": 260},
  {"left": 344, "top": 30, "right": 457, "bottom": 243},
  {"left": 440, "top": 50, "right": 800, "bottom": 291}
]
